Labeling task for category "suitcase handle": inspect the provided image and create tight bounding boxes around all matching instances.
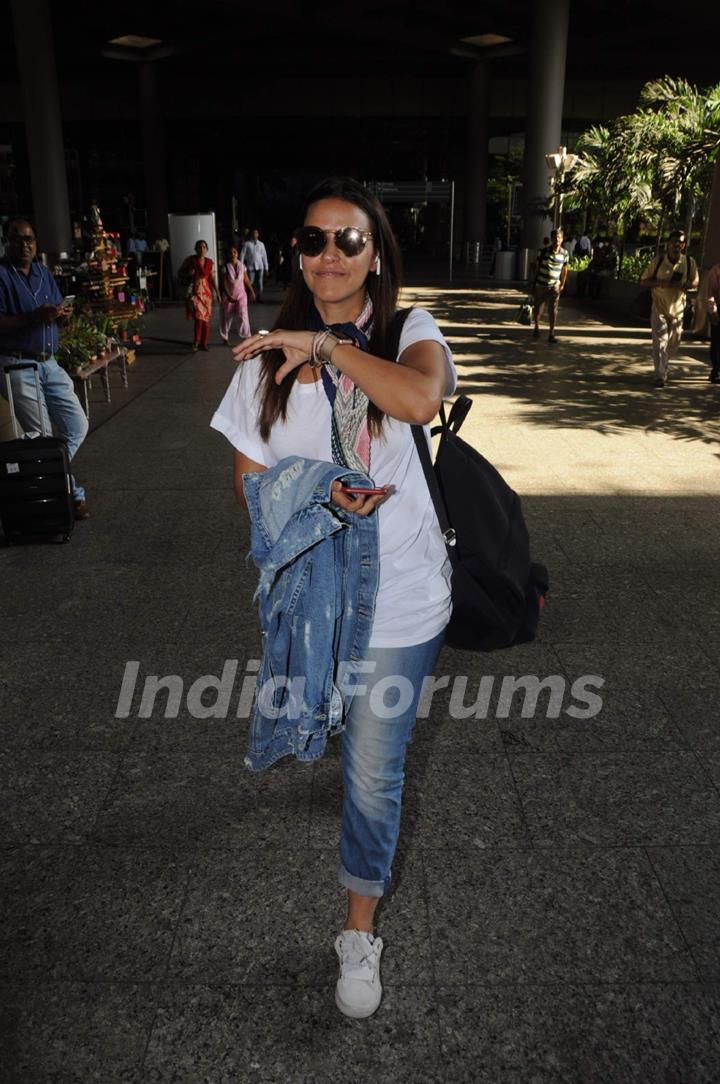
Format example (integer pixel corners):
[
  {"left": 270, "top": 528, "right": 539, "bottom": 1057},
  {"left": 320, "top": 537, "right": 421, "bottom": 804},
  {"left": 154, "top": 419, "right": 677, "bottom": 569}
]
[{"left": 2, "top": 361, "right": 49, "bottom": 439}]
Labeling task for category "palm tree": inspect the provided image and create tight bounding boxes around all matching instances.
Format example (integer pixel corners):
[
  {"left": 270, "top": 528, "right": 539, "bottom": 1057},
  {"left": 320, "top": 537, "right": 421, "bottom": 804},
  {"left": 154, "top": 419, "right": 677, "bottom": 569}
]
[
  {"left": 637, "top": 76, "right": 720, "bottom": 237},
  {"left": 562, "top": 121, "right": 658, "bottom": 239},
  {"left": 563, "top": 77, "right": 720, "bottom": 261}
]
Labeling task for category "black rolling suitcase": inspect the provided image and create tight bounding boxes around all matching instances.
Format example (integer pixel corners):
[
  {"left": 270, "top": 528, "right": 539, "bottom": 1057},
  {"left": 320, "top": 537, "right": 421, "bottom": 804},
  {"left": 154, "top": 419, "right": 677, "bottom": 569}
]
[{"left": 0, "top": 362, "right": 74, "bottom": 544}]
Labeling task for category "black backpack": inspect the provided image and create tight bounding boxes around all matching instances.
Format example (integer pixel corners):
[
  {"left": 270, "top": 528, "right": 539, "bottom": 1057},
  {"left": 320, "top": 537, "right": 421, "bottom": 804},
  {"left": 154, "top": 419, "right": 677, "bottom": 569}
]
[
  {"left": 386, "top": 308, "right": 549, "bottom": 651},
  {"left": 412, "top": 396, "right": 549, "bottom": 651}
]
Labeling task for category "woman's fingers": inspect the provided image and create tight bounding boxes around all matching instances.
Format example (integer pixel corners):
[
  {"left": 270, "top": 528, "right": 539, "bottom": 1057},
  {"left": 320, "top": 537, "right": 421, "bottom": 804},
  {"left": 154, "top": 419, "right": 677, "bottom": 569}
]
[
  {"left": 240, "top": 332, "right": 271, "bottom": 351},
  {"left": 330, "top": 482, "right": 364, "bottom": 511},
  {"left": 329, "top": 482, "right": 393, "bottom": 517},
  {"left": 232, "top": 333, "right": 313, "bottom": 381},
  {"left": 232, "top": 333, "right": 272, "bottom": 361},
  {"left": 233, "top": 331, "right": 284, "bottom": 360}
]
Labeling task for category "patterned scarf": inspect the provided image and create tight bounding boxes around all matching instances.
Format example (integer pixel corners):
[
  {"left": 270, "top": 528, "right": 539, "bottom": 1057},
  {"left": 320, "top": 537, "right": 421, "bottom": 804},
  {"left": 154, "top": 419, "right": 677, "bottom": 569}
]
[{"left": 307, "top": 295, "right": 374, "bottom": 473}]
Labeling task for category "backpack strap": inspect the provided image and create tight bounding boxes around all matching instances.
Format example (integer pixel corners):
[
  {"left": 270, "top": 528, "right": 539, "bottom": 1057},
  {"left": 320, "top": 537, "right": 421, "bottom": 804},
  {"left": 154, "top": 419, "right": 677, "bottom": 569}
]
[
  {"left": 412, "top": 393, "right": 474, "bottom": 559},
  {"left": 411, "top": 418, "right": 458, "bottom": 565},
  {"left": 647, "top": 254, "right": 663, "bottom": 283},
  {"left": 395, "top": 308, "right": 466, "bottom": 564}
]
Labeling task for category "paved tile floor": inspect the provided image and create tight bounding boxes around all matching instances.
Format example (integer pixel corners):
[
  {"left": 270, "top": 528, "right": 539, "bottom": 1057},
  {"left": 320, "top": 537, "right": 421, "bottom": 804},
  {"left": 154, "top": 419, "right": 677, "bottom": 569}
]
[{"left": 1, "top": 282, "right": 719, "bottom": 1082}]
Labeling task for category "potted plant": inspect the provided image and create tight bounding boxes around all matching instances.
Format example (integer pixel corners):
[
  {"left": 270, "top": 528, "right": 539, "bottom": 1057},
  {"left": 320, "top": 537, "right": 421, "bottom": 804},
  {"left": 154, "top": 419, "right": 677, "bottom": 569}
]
[{"left": 57, "top": 316, "right": 109, "bottom": 373}]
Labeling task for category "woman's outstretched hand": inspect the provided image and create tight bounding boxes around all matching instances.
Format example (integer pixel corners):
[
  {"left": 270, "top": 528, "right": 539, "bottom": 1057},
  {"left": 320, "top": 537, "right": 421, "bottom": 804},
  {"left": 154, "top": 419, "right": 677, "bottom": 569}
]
[
  {"left": 329, "top": 482, "right": 393, "bottom": 516},
  {"left": 233, "top": 329, "right": 316, "bottom": 382}
]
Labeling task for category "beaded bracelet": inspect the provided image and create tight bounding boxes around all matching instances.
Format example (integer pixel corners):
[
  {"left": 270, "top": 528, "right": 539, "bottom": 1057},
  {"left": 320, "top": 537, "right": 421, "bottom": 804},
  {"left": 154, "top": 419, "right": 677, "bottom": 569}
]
[
  {"left": 308, "top": 330, "right": 331, "bottom": 368},
  {"left": 308, "top": 330, "right": 353, "bottom": 368}
]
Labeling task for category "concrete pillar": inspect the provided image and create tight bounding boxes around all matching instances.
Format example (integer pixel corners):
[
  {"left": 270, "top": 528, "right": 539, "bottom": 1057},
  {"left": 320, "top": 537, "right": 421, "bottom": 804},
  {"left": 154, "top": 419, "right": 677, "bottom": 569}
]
[
  {"left": 521, "top": 0, "right": 570, "bottom": 249},
  {"left": 138, "top": 63, "right": 169, "bottom": 244},
  {"left": 464, "top": 61, "right": 490, "bottom": 251},
  {"left": 11, "top": 0, "right": 72, "bottom": 256}
]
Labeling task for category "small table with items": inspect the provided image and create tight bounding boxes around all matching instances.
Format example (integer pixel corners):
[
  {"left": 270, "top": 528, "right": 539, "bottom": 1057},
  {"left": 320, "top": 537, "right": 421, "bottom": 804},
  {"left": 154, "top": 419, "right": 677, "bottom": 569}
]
[{"left": 70, "top": 347, "right": 129, "bottom": 421}]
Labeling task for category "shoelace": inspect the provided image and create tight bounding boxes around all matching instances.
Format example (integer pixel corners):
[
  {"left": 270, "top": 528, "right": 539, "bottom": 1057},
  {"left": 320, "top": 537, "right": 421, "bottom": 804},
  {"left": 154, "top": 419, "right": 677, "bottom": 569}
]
[{"left": 336, "top": 933, "right": 383, "bottom": 981}]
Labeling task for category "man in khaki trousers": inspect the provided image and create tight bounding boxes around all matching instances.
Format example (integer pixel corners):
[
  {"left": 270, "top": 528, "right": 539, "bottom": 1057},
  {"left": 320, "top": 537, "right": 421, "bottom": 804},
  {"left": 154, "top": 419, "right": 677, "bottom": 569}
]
[{"left": 640, "top": 230, "right": 699, "bottom": 388}]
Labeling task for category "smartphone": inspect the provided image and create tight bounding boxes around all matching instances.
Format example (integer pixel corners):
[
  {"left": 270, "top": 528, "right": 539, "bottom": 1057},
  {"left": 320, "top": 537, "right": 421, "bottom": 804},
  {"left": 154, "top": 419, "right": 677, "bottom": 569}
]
[
  {"left": 61, "top": 294, "right": 76, "bottom": 306},
  {"left": 669, "top": 271, "right": 683, "bottom": 284},
  {"left": 341, "top": 485, "right": 389, "bottom": 496}
]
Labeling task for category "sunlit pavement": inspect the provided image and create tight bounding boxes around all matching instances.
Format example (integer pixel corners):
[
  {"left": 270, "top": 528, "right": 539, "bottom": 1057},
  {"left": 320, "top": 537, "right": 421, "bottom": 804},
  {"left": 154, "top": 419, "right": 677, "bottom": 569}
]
[
  {"left": 2, "top": 283, "right": 719, "bottom": 1083},
  {"left": 402, "top": 282, "right": 720, "bottom": 495}
]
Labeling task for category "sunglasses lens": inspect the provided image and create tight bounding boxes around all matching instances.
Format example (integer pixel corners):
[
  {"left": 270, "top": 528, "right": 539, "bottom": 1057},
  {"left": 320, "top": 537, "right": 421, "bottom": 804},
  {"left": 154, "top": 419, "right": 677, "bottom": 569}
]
[
  {"left": 336, "top": 228, "right": 366, "bottom": 256},
  {"left": 298, "top": 226, "right": 371, "bottom": 257},
  {"left": 298, "top": 227, "right": 325, "bottom": 256}
]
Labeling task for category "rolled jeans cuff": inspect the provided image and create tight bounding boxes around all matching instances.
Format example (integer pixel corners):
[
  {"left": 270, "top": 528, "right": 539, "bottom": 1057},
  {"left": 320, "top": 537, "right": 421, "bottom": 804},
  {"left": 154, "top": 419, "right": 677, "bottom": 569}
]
[{"left": 337, "top": 861, "right": 386, "bottom": 899}]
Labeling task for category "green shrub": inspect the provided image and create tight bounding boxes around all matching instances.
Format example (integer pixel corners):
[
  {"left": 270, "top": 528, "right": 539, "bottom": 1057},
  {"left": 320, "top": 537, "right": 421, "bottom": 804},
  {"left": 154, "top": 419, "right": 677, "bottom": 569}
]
[
  {"left": 618, "top": 248, "right": 655, "bottom": 282},
  {"left": 57, "top": 316, "right": 110, "bottom": 373}
]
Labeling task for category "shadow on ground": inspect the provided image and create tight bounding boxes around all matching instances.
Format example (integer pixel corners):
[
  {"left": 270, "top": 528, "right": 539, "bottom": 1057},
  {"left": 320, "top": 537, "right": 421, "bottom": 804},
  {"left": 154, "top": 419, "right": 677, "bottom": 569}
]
[{"left": 402, "top": 286, "right": 719, "bottom": 447}]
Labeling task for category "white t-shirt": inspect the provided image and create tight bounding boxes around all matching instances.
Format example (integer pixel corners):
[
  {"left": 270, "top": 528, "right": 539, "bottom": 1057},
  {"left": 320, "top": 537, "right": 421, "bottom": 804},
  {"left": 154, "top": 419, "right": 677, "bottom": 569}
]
[{"left": 210, "top": 307, "right": 457, "bottom": 647}]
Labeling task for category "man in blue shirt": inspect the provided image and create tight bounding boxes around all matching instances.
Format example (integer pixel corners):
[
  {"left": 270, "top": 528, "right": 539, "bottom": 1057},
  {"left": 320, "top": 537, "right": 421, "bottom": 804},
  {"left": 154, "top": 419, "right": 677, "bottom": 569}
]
[{"left": 0, "top": 218, "right": 89, "bottom": 518}]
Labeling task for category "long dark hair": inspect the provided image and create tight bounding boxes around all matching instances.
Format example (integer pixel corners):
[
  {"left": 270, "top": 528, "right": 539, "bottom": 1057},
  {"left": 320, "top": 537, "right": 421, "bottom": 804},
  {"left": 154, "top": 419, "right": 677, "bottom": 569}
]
[{"left": 257, "top": 177, "right": 402, "bottom": 440}]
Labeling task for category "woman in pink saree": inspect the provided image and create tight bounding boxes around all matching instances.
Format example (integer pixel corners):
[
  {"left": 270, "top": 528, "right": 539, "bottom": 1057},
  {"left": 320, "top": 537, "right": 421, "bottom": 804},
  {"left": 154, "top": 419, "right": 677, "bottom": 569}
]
[{"left": 220, "top": 247, "right": 255, "bottom": 343}]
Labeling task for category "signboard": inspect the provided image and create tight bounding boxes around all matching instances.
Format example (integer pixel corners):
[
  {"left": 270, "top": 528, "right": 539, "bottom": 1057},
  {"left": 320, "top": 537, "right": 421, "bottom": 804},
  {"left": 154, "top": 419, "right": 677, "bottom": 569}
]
[{"left": 366, "top": 181, "right": 453, "bottom": 203}]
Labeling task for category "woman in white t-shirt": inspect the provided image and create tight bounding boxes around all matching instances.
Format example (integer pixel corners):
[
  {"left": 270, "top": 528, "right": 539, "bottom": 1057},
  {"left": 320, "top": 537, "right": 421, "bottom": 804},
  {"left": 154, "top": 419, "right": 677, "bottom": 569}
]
[{"left": 211, "top": 176, "right": 456, "bottom": 1020}]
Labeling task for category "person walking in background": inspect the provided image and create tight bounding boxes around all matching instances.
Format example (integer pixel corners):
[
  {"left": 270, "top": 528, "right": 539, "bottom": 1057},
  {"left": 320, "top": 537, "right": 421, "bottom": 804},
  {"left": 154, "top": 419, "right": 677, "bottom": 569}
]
[
  {"left": 0, "top": 217, "right": 89, "bottom": 519},
  {"left": 575, "top": 240, "right": 602, "bottom": 298},
  {"left": 489, "top": 235, "right": 503, "bottom": 276},
  {"left": 181, "top": 240, "right": 221, "bottom": 352},
  {"left": 220, "top": 246, "right": 255, "bottom": 344},
  {"left": 705, "top": 260, "right": 720, "bottom": 384},
  {"left": 576, "top": 238, "right": 616, "bottom": 299},
  {"left": 127, "top": 232, "right": 148, "bottom": 258},
  {"left": 275, "top": 232, "right": 298, "bottom": 289},
  {"left": 289, "top": 231, "right": 301, "bottom": 277},
  {"left": 532, "top": 227, "right": 569, "bottom": 343},
  {"left": 576, "top": 231, "right": 593, "bottom": 259},
  {"left": 241, "top": 229, "right": 269, "bottom": 302},
  {"left": 640, "top": 229, "right": 699, "bottom": 388},
  {"left": 211, "top": 175, "right": 455, "bottom": 1020},
  {"left": 598, "top": 237, "right": 618, "bottom": 294}
]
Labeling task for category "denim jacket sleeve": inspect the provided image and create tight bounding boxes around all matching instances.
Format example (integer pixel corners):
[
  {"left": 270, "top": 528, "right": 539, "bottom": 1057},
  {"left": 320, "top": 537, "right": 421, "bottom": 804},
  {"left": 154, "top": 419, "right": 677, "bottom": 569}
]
[{"left": 242, "top": 456, "right": 380, "bottom": 771}]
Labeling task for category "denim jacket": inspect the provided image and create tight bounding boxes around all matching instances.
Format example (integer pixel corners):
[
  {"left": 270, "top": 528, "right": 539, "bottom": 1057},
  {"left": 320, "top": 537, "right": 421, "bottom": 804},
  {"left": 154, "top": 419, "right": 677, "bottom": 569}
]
[{"left": 243, "top": 456, "right": 380, "bottom": 771}]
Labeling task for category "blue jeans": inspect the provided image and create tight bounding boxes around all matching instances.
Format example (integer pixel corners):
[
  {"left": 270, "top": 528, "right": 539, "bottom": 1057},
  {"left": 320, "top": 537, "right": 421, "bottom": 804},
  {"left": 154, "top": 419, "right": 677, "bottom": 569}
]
[
  {"left": 248, "top": 269, "right": 264, "bottom": 299},
  {"left": 0, "top": 357, "right": 88, "bottom": 501},
  {"left": 338, "top": 629, "right": 445, "bottom": 898}
]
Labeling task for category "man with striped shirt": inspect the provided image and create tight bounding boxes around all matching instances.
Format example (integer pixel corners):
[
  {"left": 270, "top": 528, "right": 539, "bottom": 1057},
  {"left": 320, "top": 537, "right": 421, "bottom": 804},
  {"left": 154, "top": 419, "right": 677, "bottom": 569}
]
[{"left": 533, "top": 228, "right": 569, "bottom": 343}]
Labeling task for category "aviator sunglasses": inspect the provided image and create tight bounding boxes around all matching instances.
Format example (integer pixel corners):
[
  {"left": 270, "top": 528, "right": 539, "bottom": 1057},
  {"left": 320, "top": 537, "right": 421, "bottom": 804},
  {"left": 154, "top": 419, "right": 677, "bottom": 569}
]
[{"left": 297, "top": 225, "right": 374, "bottom": 258}]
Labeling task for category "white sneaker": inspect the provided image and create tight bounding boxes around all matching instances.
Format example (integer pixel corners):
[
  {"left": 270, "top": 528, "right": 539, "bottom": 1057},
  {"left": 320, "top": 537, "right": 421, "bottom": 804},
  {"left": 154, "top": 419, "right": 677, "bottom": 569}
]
[{"left": 334, "top": 929, "right": 384, "bottom": 1019}]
